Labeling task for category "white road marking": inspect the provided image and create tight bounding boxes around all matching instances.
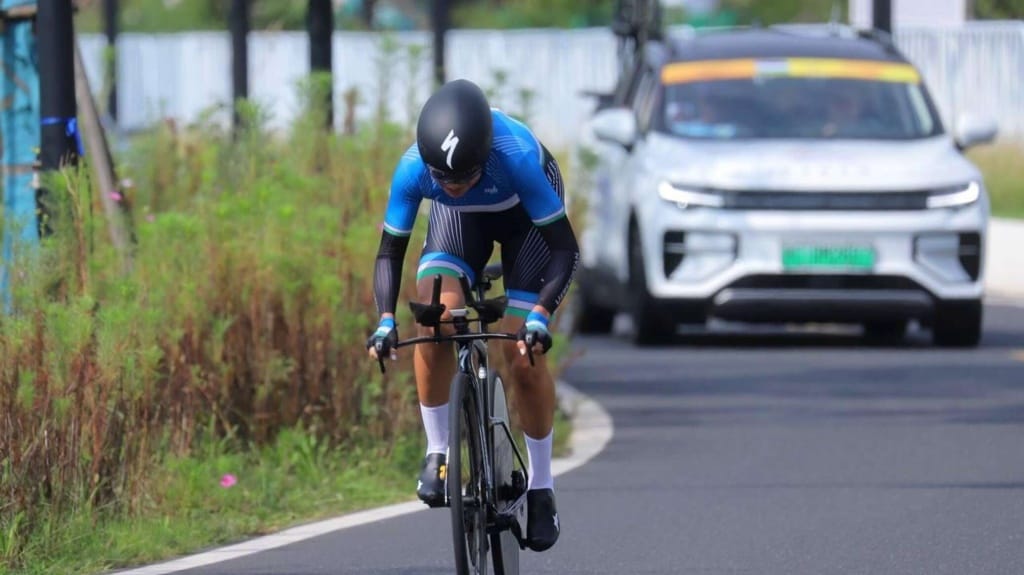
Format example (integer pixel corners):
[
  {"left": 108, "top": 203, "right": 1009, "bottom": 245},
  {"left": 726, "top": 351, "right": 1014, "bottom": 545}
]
[{"left": 112, "top": 380, "right": 612, "bottom": 575}]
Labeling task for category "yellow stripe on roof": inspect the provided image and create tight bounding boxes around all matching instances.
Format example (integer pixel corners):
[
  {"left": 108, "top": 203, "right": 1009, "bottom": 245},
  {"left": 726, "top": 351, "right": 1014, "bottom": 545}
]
[
  {"left": 785, "top": 58, "right": 920, "bottom": 82},
  {"left": 661, "top": 58, "right": 920, "bottom": 85},
  {"left": 661, "top": 59, "right": 757, "bottom": 84}
]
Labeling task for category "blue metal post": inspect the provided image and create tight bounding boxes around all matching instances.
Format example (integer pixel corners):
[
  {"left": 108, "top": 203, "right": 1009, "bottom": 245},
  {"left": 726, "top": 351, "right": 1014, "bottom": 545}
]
[{"left": 0, "top": 2, "right": 41, "bottom": 311}]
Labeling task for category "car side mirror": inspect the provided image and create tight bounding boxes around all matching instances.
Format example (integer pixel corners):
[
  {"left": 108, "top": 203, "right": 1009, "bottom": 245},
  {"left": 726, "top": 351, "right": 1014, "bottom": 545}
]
[
  {"left": 580, "top": 89, "right": 616, "bottom": 112},
  {"left": 590, "top": 108, "right": 637, "bottom": 149},
  {"left": 954, "top": 114, "right": 998, "bottom": 150}
]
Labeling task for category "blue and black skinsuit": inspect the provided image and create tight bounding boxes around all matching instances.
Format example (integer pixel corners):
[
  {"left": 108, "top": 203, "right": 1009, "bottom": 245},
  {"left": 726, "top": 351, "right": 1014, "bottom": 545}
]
[{"left": 373, "top": 109, "right": 580, "bottom": 319}]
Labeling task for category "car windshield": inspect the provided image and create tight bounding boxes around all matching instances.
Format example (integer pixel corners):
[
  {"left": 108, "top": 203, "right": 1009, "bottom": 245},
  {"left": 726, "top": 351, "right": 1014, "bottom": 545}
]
[{"left": 658, "top": 58, "right": 943, "bottom": 140}]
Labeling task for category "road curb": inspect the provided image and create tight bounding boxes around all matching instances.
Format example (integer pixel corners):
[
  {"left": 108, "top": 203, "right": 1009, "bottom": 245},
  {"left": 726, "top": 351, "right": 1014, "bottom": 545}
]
[
  {"left": 109, "top": 379, "right": 611, "bottom": 575},
  {"left": 553, "top": 379, "right": 615, "bottom": 477}
]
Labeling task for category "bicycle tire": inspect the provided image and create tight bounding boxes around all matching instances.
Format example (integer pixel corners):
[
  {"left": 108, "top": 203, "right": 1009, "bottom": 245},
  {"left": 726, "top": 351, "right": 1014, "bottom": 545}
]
[
  {"left": 448, "top": 372, "right": 489, "bottom": 575},
  {"left": 489, "top": 372, "right": 521, "bottom": 575}
]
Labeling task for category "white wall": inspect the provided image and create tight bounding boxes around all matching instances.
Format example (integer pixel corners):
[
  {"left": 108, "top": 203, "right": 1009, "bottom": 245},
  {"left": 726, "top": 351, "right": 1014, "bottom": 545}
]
[
  {"left": 76, "top": 22, "right": 1024, "bottom": 149},
  {"left": 849, "top": 0, "right": 967, "bottom": 28},
  {"left": 77, "top": 28, "right": 621, "bottom": 150}
]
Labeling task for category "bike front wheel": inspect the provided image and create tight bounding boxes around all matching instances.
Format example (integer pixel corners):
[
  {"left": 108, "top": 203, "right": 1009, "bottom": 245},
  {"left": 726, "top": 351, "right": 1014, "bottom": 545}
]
[
  {"left": 449, "top": 372, "right": 489, "bottom": 575},
  {"left": 489, "top": 372, "right": 522, "bottom": 575}
]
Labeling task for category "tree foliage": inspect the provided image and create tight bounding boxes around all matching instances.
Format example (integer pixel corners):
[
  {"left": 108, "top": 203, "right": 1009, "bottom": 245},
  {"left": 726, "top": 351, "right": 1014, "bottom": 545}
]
[
  {"left": 451, "top": 0, "right": 617, "bottom": 28},
  {"left": 973, "top": 0, "right": 1024, "bottom": 19},
  {"left": 719, "top": 0, "right": 849, "bottom": 25},
  {"left": 75, "top": 0, "right": 621, "bottom": 32},
  {"left": 78, "top": 0, "right": 334, "bottom": 32}
]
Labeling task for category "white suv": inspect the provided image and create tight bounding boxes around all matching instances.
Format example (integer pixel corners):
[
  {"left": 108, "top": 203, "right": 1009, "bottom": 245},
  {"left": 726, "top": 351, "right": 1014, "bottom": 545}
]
[{"left": 573, "top": 25, "right": 997, "bottom": 346}]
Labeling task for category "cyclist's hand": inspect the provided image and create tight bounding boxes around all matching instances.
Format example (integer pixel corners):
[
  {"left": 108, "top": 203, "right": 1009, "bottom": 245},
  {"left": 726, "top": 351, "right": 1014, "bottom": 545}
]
[
  {"left": 366, "top": 317, "right": 398, "bottom": 360},
  {"left": 517, "top": 311, "right": 552, "bottom": 356}
]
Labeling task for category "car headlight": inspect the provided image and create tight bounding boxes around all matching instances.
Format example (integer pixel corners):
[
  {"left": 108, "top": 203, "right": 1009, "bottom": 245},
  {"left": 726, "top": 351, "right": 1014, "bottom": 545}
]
[
  {"left": 927, "top": 182, "right": 981, "bottom": 209},
  {"left": 658, "top": 181, "right": 724, "bottom": 209}
]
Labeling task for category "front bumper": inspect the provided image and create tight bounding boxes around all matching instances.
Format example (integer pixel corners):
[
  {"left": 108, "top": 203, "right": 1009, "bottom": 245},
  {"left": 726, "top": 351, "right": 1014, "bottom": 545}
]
[{"left": 636, "top": 200, "right": 987, "bottom": 321}]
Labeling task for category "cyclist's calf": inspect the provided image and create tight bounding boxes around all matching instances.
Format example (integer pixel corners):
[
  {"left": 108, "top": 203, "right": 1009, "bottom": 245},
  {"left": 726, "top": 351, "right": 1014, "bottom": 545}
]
[{"left": 499, "top": 318, "right": 555, "bottom": 439}]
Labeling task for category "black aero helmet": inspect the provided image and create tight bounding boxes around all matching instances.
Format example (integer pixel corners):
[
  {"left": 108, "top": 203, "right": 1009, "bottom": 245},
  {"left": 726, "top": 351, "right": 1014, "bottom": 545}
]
[{"left": 416, "top": 79, "right": 492, "bottom": 182}]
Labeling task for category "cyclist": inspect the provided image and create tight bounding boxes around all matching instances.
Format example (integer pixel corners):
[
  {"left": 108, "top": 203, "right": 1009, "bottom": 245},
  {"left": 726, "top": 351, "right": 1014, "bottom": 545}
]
[{"left": 366, "top": 79, "right": 579, "bottom": 553}]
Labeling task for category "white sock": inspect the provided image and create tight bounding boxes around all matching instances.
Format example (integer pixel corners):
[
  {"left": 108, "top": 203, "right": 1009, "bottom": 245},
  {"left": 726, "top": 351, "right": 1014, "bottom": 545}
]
[
  {"left": 525, "top": 430, "right": 554, "bottom": 491},
  {"left": 420, "top": 403, "right": 450, "bottom": 456}
]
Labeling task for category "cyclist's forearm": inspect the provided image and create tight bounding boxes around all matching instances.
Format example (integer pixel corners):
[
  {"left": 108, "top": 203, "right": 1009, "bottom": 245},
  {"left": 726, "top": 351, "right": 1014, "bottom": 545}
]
[
  {"left": 374, "top": 231, "right": 410, "bottom": 315},
  {"left": 535, "top": 217, "right": 580, "bottom": 314}
]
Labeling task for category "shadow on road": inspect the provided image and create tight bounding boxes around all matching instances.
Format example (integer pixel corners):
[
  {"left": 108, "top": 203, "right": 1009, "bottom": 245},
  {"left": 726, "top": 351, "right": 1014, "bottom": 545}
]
[
  {"left": 563, "top": 303, "right": 1024, "bottom": 427},
  {"left": 589, "top": 303, "right": 1024, "bottom": 350}
]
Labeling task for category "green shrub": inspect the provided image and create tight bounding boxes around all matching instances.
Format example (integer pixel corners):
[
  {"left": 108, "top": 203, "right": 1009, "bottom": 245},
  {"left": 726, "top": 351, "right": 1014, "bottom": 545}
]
[{"left": 0, "top": 56, "right": 428, "bottom": 571}]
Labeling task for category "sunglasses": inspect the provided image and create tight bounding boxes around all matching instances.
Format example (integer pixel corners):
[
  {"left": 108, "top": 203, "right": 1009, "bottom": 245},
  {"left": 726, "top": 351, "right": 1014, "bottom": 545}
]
[{"left": 429, "top": 165, "right": 482, "bottom": 186}]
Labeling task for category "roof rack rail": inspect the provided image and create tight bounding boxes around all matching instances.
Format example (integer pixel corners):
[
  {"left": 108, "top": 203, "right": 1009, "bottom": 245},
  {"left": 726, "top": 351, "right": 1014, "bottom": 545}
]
[
  {"left": 768, "top": 22, "right": 859, "bottom": 38},
  {"left": 766, "top": 22, "right": 902, "bottom": 56},
  {"left": 856, "top": 27, "right": 896, "bottom": 47}
]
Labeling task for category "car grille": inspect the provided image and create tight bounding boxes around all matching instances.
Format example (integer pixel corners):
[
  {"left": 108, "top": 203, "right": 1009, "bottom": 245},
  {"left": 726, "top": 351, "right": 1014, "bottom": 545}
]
[
  {"left": 725, "top": 274, "right": 927, "bottom": 291},
  {"left": 717, "top": 189, "right": 931, "bottom": 210},
  {"left": 957, "top": 232, "right": 982, "bottom": 281},
  {"left": 663, "top": 231, "right": 686, "bottom": 278}
]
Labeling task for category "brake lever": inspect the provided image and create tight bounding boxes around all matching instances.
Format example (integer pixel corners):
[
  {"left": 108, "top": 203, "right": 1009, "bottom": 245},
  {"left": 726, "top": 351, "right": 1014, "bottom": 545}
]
[
  {"left": 376, "top": 341, "right": 386, "bottom": 374},
  {"left": 524, "top": 333, "right": 536, "bottom": 367}
]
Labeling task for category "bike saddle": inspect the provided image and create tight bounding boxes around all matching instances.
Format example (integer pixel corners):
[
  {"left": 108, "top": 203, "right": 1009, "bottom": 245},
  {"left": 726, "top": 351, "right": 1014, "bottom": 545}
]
[{"left": 482, "top": 262, "right": 503, "bottom": 282}]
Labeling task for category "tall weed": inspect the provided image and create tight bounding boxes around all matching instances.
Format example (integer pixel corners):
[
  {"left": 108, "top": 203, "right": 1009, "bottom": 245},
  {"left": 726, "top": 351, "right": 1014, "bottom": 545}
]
[{"left": 0, "top": 47, "right": 427, "bottom": 569}]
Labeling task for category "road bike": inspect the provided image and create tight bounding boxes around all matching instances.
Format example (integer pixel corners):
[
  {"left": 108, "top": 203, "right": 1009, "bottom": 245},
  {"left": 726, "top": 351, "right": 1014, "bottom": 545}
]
[{"left": 377, "top": 264, "right": 531, "bottom": 575}]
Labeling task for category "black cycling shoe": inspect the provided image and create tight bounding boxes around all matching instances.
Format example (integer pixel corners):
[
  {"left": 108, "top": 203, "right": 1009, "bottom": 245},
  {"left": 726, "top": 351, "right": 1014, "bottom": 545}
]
[
  {"left": 416, "top": 453, "right": 447, "bottom": 507},
  {"left": 526, "top": 488, "right": 560, "bottom": 552}
]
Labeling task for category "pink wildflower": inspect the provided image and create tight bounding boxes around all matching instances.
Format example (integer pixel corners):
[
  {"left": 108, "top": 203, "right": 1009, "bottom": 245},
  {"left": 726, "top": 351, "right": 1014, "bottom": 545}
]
[
  {"left": 109, "top": 192, "right": 123, "bottom": 202},
  {"left": 220, "top": 474, "right": 237, "bottom": 488}
]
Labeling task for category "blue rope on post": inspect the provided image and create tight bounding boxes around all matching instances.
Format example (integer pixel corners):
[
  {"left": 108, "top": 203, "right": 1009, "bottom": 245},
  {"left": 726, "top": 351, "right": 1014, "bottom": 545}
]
[
  {"left": 1, "top": 14, "right": 42, "bottom": 314},
  {"left": 41, "top": 116, "right": 86, "bottom": 157}
]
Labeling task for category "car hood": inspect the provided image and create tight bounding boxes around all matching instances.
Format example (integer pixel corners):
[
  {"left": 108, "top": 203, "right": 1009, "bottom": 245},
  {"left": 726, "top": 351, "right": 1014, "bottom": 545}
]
[{"left": 645, "top": 134, "right": 981, "bottom": 191}]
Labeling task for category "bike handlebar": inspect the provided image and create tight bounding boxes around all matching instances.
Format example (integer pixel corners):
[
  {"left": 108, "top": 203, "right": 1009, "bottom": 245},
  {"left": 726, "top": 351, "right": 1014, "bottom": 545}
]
[
  {"left": 375, "top": 331, "right": 535, "bottom": 374},
  {"left": 374, "top": 273, "right": 538, "bottom": 374}
]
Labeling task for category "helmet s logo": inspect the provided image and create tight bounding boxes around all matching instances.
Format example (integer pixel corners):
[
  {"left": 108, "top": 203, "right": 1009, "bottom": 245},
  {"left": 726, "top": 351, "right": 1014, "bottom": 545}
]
[{"left": 441, "top": 129, "right": 459, "bottom": 169}]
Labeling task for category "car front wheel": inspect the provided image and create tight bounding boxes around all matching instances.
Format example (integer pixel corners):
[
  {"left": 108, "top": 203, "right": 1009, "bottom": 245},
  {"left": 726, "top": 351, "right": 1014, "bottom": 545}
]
[
  {"left": 932, "top": 299, "right": 983, "bottom": 348},
  {"left": 629, "top": 225, "right": 676, "bottom": 345},
  {"left": 863, "top": 320, "right": 908, "bottom": 344},
  {"left": 573, "top": 288, "right": 616, "bottom": 334}
]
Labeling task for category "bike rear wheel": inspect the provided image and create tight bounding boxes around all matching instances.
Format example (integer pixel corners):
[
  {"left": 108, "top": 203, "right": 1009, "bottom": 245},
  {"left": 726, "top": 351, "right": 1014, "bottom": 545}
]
[
  {"left": 489, "top": 372, "right": 522, "bottom": 575},
  {"left": 449, "top": 372, "right": 489, "bottom": 575}
]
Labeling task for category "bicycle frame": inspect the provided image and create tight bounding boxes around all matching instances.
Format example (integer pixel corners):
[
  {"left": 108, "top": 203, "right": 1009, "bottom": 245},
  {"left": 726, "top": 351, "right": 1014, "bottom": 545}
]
[
  {"left": 377, "top": 272, "right": 531, "bottom": 534},
  {"left": 450, "top": 312, "right": 530, "bottom": 529}
]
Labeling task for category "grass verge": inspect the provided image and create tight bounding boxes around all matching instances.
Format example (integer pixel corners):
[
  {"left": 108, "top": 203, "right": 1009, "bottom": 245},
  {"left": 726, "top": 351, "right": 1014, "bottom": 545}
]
[
  {"left": 970, "top": 141, "right": 1024, "bottom": 219},
  {"left": 5, "top": 431, "right": 424, "bottom": 575}
]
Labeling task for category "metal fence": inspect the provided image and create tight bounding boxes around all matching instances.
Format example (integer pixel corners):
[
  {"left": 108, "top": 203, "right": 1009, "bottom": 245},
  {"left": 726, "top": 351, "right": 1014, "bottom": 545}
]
[
  {"left": 896, "top": 22, "right": 1024, "bottom": 138},
  {"left": 77, "top": 22, "right": 1024, "bottom": 149}
]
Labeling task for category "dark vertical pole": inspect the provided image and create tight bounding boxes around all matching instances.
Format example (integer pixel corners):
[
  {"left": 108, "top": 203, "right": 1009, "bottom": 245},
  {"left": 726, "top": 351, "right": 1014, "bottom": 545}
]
[
  {"left": 872, "top": 0, "right": 892, "bottom": 33},
  {"left": 308, "top": 0, "right": 333, "bottom": 130},
  {"left": 229, "top": 0, "right": 250, "bottom": 131},
  {"left": 431, "top": 0, "right": 449, "bottom": 87},
  {"left": 362, "top": 0, "right": 377, "bottom": 28},
  {"left": 38, "top": 0, "right": 81, "bottom": 236},
  {"left": 103, "top": 0, "right": 118, "bottom": 122}
]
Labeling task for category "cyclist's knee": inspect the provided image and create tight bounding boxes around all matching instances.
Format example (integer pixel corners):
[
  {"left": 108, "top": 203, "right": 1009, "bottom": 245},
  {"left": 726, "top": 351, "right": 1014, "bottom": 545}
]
[
  {"left": 415, "top": 274, "right": 464, "bottom": 338},
  {"left": 501, "top": 338, "right": 520, "bottom": 365},
  {"left": 417, "top": 320, "right": 456, "bottom": 338},
  {"left": 501, "top": 339, "right": 544, "bottom": 379}
]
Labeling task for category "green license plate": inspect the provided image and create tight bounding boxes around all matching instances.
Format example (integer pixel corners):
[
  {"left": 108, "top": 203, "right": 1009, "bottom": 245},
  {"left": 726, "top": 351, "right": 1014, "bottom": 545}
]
[{"left": 782, "top": 245, "right": 875, "bottom": 270}]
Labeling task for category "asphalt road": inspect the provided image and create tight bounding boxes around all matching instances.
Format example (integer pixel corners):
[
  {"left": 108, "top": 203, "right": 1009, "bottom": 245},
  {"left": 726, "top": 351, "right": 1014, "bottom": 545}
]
[{"left": 178, "top": 303, "right": 1024, "bottom": 575}]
